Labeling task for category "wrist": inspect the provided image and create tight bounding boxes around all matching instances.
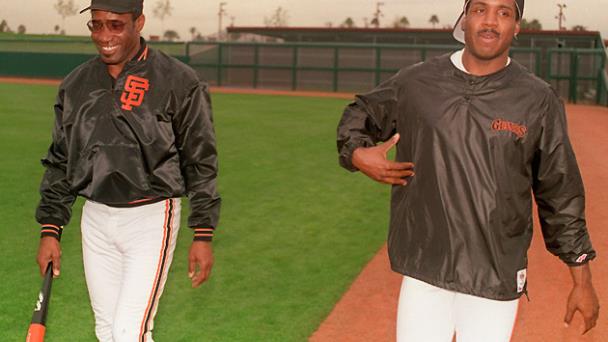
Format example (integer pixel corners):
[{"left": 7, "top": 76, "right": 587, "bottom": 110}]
[
  {"left": 193, "top": 228, "right": 214, "bottom": 242},
  {"left": 340, "top": 139, "right": 372, "bottom": 172},
  {"left": 40, "top": 224, "right": 63, "bottom": 242},
  {"left": 569, "top": 264, "right": 593, "bottom": 286},
  {"left": 351, "top": 147, "right": 362, "bottom": 166}
]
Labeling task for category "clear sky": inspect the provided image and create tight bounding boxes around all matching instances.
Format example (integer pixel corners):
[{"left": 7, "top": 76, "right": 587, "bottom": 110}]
[{"left": 1, "top": 0, "right": 606, "bottom": 40}]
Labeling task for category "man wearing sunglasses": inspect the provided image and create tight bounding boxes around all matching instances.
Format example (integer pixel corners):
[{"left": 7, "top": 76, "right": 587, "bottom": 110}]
[
  {"left": 337, "top": 0, "right": 599, "bottom": 340},
  {"left": 34, "top": 0, "right": 221, "bottom": 340}
]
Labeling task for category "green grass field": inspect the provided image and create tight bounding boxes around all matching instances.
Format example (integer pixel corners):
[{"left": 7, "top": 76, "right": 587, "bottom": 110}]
[{"left": 0, "top": 83, "right": 390, "bottom": 341}]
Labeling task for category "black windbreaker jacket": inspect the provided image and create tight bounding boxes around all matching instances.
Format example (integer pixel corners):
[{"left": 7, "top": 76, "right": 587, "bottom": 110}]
[
  {"left": 36, "top": 43, "right": 220, "bottom": 231},
  {"left": 337, "top": 54, "right": 595, "bottom": 300}
]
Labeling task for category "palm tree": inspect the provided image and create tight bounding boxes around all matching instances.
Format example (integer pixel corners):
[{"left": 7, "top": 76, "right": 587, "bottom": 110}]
[
  {"left": 520, "top": 18, "right": 542, "bottom": 30},
  {"left": 264, "top": 6, "right": 289, "bottom": 27},
  {"left": 370, "top": 17, "right": 380, "bottom": 28},
  {"left": 429, "top": 14, "right": 439, "bottom": 28},
  {"left": 153, "top": 0, "right": 173, "bottom": 35},
  {"left": 393, "top": 16, "right": 409, "bottom": 29},
  {"left": 163, "top": 29, "right": 180, "bottom": 42},
  {"left": 0, "top": 20, "right": 9, "bottom": 33},
  {"left": 54, "top": 0, "right": 77, "bottom": 34},
  {"left": 342, "top": 17, "right": 356, "bottom": 28}
]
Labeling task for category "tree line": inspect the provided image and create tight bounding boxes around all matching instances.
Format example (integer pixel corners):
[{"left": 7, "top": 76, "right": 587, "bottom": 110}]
[{"left": 1, "top": 1, "right": 592, "bottom": 40}]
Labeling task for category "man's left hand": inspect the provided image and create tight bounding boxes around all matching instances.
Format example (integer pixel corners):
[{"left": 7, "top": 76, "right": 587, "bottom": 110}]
[
  {"left": 564, "top": 265, "right": 600, "bottom": 334},
  {"left": 188, "top": 241, "right": 214, "bottom": 288}
]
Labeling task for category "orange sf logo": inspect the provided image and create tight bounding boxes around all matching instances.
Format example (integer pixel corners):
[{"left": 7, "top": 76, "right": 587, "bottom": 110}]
[{"left": 121, "top": 75, "right": 150, "bottom": 111}]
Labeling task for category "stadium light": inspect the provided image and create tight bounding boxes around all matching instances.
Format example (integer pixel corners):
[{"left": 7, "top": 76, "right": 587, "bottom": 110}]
[
  {"left": 218, "top": 2, "right": 228, "bottom": 40},
  {"left": 556, "top": 3, "right": 567, "bottom": 31}
]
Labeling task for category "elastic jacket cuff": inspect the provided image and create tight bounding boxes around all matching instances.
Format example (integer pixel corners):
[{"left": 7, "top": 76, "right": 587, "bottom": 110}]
[
  {"left": 563, "top": 252, "right": 596, "bottom": 267},
  {"left": 193, "top": 228, "right": 214, "bottom": 242},
  {"left": 40, "top": 224, "right": 63, "bottom": 242},
  {"left": 339, "top": 138, "right": 373, "bottom": 172}
]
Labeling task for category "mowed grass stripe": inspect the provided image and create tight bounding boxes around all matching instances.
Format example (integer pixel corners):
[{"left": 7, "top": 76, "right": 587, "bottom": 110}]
[{"left": 0, "top": 83, "right": 390, "bottom": 341}]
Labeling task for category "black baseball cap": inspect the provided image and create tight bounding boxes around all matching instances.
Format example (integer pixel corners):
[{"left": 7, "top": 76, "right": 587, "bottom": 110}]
[
  {"left": 80, "top": 0, "right": 144, "bottom": 15},
  {"left": 453, "top": 0, "right": 524, "bottom": 43}
]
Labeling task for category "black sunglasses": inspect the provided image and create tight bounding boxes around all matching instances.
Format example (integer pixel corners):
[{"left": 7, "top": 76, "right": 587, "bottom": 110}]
[{"left": 86, "top": 20, "right": 127, "bottom": 33}]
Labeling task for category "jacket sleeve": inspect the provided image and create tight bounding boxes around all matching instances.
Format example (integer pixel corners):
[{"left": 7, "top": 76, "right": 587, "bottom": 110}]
[
  {"left": 173, "top": 81, "right": 221, "bottom": 241},
  {"left": 336, "top": 71, "right": 402, "bottom": 171},
  {"left": 35, "top": 89, "right": 77, "bottom": 241},
  {"left": 532, "top": 92, "right": 595, "bottom": 266}
]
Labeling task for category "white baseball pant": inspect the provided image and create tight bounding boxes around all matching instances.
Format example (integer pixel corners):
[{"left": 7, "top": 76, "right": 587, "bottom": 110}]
[
  {"left": 397, "top": 276, "right": 519, "bottom": 342},
  {"left": 81, "top": 198, "right": 181, "bottom": 342}
]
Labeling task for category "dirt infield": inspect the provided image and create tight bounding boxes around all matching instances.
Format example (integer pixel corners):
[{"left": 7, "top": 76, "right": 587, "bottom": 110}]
[
  {"left": 311, "top": 104, "right": 608, "bottom": 342},
  {"left": 0, "top": 77, "right": 62, "bottom": 86}
]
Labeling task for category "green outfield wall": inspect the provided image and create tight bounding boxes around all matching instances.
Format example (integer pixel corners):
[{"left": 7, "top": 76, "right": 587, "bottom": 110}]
[
  {"left": 0, "top": 36, "right": 606, "bottom": 105},
  {"left": 0, "top": 38, "right": 188, "bottom": 78}
]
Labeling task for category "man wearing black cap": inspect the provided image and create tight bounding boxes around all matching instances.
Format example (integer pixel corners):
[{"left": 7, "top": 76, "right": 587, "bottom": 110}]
[
  {"left": 337, "top": 0, "right": 599, "bottom": 340},
  {"left": 35, "top": 0, "right": 221, "bottom": 340}
]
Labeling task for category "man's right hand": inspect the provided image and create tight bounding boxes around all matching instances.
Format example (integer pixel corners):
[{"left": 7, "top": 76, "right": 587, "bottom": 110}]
[
  {"left": 37, "top": 236, "right": 61, "bottom": 277},
  {"left": 352, "top": 133, "right": 415, "bottom": 185}
]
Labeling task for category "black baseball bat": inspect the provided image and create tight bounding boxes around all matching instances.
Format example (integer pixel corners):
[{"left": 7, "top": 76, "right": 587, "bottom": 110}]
[{"left": 26, "top": 262, "right": 53, "bottom": 342}]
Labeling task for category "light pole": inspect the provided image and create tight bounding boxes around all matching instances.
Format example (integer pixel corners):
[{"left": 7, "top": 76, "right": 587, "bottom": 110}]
[
  {"left": 556, "top": 3, "right": 567, "bottom": 30},
  {"left": 373, "top": 2, "right": 384, "bottom": 28},
  {"left": 218, "top": 2, "right": 227, "bottom": 40}
]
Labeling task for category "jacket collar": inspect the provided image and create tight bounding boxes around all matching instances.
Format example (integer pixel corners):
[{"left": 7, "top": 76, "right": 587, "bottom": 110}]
[
  {"left": 132, "top": 37, "right": 148, "bottom": 62},
  {"left": 443, "top": 53, "right": 520, "bottom": 86}
]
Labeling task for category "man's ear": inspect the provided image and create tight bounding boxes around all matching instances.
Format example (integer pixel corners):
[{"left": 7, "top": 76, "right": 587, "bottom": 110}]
[{"left": 136, "top": 14, "right": 146, "bottom": 33}]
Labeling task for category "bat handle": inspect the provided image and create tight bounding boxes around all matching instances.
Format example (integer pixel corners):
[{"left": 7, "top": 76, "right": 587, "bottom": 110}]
[
  {"left": 27, "top": 261, "right": 54, "bottom": 342},
  {"left": 26, "top": 324, "right": 46, "bottom": 342}
]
